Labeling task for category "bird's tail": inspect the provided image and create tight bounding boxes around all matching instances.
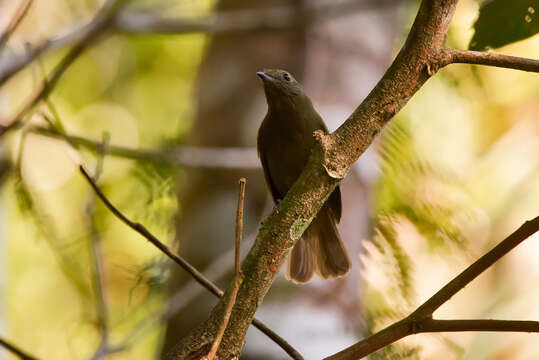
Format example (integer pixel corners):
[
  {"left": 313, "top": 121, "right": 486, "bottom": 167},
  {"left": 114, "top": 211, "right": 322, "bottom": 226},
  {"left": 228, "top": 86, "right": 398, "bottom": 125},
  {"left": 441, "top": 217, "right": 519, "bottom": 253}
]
[{"left": 286, "top": 206, "right": 350, "bottom": 283}]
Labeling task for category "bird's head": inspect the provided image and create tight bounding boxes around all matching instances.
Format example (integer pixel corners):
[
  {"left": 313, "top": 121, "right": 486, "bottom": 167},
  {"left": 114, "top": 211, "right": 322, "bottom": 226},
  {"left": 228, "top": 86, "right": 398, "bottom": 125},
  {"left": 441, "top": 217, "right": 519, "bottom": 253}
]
[{"left": 256, "top": 69, "right": 307, "bottom": 110}]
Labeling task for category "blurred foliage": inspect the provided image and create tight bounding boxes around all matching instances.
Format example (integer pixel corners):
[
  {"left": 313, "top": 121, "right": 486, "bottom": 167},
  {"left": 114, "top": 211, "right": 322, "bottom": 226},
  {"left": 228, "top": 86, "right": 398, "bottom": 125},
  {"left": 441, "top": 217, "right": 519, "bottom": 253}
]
[
  {"left": 363, "top": 3, "right": 539, "bottom": 356},
  {"left": 469, "top": 0, "right": 538, "bottom": 50},
  {"left": 2, "top": 1, "right": 209, "bottom": 358},
  {"left": 0, "top": 0, "right": 538, "bottom": 359}
]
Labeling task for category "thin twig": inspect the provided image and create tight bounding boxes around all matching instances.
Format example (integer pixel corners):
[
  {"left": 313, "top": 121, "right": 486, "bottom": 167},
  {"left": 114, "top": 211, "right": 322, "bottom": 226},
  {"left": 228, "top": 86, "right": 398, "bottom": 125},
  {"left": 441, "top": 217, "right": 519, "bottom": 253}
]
[
  {"left": 0, "top": 0, "right": 33, "bottom": 48},
  {"left": 88, "top": 133, "right": 113, "bottom": 360},
  {"left": 417, "top": 319, "right": 539, "bottom": 333},
  {"left": 326, "top": 216, "right": 539, "bottom": 360},
  {"left": 206, "top": 178, "right": 246, "bottom": 360},
  {"left": 0, "top": 337, "right": 38, "bottom": 360},
  {"left": 79, "top": 166, "right": 303, "bottom": 360},
  {"left": 106, "top": 232, "right": 257, "bottom": 354},
  {"left": 80, "top": 164, "right": 222, "bottom": 297},
  {"left": 413, "top": 216, "right": 539, "bottom": 318},
  {"left": 445, "top": 48, "right": 539, "bottom": 73},
  {"left": 32, "top": 126, "right": 260, "bottom": 169},
  {"left": 0, "top": 0, "right": 126, "bottom": 137}
]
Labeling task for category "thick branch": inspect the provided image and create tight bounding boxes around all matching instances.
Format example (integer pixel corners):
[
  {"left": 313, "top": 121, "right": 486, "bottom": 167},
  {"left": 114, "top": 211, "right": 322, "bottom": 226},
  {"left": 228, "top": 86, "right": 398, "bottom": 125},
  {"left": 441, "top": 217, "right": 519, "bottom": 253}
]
[
  {"left": 78, "top": 166, "right": 303, "bottom": 360},
  {"left": 444, "top": 48, "right": 539, "bottom": 72},
  {"left": 326, "top": 216, "right": 539, "bottom": 360}
]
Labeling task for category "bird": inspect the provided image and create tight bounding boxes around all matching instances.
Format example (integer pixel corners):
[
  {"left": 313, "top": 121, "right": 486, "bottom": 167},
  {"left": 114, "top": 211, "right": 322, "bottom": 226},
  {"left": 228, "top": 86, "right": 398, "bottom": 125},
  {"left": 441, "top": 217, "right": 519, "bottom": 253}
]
[{"left": 256, "top": 69, "right": 350, "bottom": 283}]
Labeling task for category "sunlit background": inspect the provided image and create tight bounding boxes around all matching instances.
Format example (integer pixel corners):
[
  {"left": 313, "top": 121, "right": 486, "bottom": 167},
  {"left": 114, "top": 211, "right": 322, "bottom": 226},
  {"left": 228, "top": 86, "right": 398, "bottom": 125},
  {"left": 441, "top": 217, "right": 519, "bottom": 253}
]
[{"left": 0, "top": 0, "right": 537, "bottom": 359}]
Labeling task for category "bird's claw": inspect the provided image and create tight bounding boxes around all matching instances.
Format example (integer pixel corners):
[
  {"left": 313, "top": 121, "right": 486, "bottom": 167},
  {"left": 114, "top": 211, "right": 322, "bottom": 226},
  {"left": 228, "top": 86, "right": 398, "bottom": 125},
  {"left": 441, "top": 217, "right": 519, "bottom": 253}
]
[{"left": 273, "top": 198, "right": 282, "bottom": 214}]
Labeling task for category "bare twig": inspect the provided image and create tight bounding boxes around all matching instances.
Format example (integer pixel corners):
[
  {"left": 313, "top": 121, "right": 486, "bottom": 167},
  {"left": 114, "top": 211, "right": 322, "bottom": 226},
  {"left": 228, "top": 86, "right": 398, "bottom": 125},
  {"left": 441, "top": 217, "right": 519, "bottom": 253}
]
[
  {"left": 0, "top": 0, "right": 127, "bottom": 137},
  {"left": 416, "top": 318, "right": 539, "bottom": 333},
  {"left": 0, "top": 0, "right": 33, "bottom": 48},
  {"left": 107, "top": 231, "right": 258, "bottom": 355},
  {"left": 326, "top": 216, "right": 539, "bottom": 360},
  {"left": 32, "top": 126, "right": 260, "bottom": 169},
  {"left": 444, "top": 49, "right": 539, "bottom": 73},
  {"left": 0, "top": 0, "right": 125, "bottom": 86},
  {"left": 413, "top": 217, "right": 539, "bottom": 317},
  {"left": 87, "top": 133, "right": 114, "bottom": 360},
  {"left": 79, "top": 165, "right": 222, "bottom": 297},
  {"left": 0, "top": 337, "right": 38, "bottom": 360},
  {"left": 78, "top": 166, "right": 303, "bottom": 359},
  {"left": 205, "top": 178, "right": 246, "bottom": 360}
]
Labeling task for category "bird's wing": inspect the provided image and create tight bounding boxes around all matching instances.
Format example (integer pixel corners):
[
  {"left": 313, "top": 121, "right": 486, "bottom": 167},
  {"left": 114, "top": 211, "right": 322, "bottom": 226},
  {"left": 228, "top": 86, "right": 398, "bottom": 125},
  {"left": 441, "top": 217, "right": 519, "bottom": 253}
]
[
  {"left": 258, "top": 146, "right": 283, "bottom": 202},
  {"left": 311, "top": 113, "right": 342, "bottom": 222}
]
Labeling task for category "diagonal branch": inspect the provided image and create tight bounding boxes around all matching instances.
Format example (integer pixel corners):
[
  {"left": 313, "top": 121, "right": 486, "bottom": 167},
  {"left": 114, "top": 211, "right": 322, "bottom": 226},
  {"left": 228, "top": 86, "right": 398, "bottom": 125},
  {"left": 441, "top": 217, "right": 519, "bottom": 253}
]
[
  {"left": 326, "top": 216, "right": 539, "bottom": 360},
  {"left": 78, "top": 166, "right": 303, "bottom": 360},
  {"left": 0, "top": 0, "right": 33, "bottom": 48},
  {"left": 0, "top": 337, "right": 38, "bottom": 360},
  {"left": 0, "top": 0, "right": 125, "bottom": 87},
  {"left": 0, "top": 0, "right": 127, "bottom": 137},
  {"left": 443, "top": 48, "right": 539, "bottom": 73},
  {"left": 413, "top": 216, "right": 539, "bottom": 317}
]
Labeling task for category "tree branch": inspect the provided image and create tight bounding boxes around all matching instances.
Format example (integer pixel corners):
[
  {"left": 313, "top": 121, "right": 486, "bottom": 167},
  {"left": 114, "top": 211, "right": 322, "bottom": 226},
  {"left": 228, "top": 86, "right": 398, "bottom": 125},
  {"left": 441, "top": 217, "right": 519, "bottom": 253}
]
[
  {"left": 413, "top": 216, "right": 539, "bottom": 318},
  {"left": 0, "top": 0, "right": 125, "bottom": 87},
  {"left": 87, "top": 135, "right": 115, "bottom": 360},
  {"left": 0, "top": 0, "right": 33, "bottom": 48},
  {"left": 78, "top": 166, "right": 303, "bottom": 360},
  {"left": 0, "top": 0, "right": 127, "bottom": 137},
  {"left": 326, "top": 216, "right": 539, "bottom": 360},
  {"left": 443, "top": 48, "right": 539, "bottom": 72},
  {"left": 417, "top": 319, "right": 539, "bottom": 333},
  {"left": 0, "top": 337, "right": 38, "bottom": 360},
  {"left": 31, "top": 126, "right": 260, "bottom": 169},
  {"left": 205, "top": 179, "right": 246, "bottom": 360}
]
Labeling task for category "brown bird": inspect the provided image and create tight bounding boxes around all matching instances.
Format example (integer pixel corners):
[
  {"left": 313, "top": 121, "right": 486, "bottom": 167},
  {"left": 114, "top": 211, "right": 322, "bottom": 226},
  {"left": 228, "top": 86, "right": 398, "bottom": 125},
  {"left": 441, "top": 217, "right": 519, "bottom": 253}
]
[{"left": 256, "top": 69, "right": 350, "bottom": 283}]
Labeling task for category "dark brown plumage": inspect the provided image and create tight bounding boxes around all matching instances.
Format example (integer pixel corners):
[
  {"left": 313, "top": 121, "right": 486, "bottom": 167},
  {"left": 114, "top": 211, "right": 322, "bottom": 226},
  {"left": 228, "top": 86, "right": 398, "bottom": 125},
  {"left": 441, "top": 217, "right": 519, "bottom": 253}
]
[{"left": 256, "top": 69, "right": 350, "bottom": 283}]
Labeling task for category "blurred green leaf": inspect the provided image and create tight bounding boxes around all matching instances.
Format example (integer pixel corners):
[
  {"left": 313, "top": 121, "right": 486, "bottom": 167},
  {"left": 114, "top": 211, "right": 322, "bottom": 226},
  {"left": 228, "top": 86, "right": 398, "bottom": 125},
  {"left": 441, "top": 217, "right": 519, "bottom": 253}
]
[{"left": 469, "top": 0, "right": 539, "bottom": 50}]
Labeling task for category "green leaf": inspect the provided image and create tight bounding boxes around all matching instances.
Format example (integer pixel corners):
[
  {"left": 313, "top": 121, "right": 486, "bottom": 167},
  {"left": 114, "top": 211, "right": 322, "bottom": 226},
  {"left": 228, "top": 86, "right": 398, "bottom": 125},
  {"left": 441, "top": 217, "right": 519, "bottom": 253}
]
[{"left": 469, "top": 0, "right": 539, "bottom": 50}]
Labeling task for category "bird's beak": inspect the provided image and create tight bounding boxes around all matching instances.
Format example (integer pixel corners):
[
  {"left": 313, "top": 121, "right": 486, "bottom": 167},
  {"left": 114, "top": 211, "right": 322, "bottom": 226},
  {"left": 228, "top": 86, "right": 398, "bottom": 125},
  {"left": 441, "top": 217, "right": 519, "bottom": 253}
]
[{"left": 256, "top": 71, "right": 272, "bottom": 81}]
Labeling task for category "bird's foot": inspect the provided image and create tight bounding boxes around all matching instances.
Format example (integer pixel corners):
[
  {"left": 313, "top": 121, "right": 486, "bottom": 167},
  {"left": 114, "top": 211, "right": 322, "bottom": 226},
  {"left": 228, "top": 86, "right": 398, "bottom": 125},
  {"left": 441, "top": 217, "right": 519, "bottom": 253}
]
[
  {"left": 269, "top": 252, "right": 285, "bottom": 273},
  {"left": 273, "top": 198, "right": 282, "bottom": 214}
]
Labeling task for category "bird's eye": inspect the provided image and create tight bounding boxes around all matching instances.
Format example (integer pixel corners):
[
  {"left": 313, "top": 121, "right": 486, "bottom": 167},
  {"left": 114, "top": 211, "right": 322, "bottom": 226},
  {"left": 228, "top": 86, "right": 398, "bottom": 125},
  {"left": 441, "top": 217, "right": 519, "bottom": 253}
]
[{"left": 283, "top": 73, "right": 291, "bottom": 81}]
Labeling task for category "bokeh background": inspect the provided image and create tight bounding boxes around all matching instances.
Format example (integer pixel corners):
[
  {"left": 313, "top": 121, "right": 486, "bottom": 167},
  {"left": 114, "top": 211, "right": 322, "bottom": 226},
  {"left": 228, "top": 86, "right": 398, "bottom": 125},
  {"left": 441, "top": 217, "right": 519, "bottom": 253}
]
[{"left": 0, "top": 0, "right": 537, "bottom": 359}]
